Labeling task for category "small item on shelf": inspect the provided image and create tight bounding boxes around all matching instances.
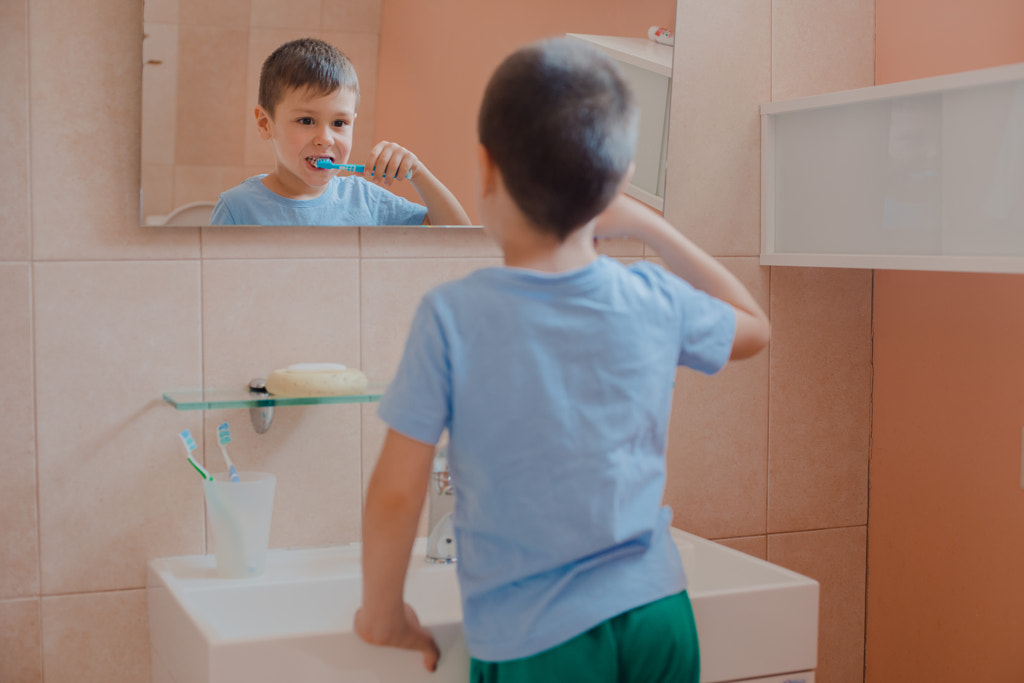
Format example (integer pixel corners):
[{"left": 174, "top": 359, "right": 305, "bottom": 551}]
[
  {"left": 265, "top": 362, "right": 369, "bottom": 397},
  {"left": 647, "top": 25, "right": 674, "bottom": 46}
]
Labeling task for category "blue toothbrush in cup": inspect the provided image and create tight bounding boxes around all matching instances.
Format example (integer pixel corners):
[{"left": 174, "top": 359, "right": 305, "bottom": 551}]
[
  {"left": 217, "top": 422, "right": 241, "bottom": 483},
  {"left": 180, "top": 429, "right": 212, "bottom": 481}
]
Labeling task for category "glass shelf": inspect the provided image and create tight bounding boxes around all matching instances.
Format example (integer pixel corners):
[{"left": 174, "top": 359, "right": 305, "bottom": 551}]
[{"left": 162, "top": 384, "right": 386, "bottom": 411}]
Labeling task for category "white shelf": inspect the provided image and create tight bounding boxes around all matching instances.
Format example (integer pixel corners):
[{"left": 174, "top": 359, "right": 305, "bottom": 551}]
[
  {"left": 565, "top": 34, "right": 672, "bottom": 76},
  {"left": 761, "top": 61, "right": 1024, "bottom": 273}
]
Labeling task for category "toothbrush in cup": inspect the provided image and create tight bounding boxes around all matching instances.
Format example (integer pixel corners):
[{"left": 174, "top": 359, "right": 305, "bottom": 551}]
[
  {"left": 180, "top": 429, "right": 212, "bottom": 481},
  {"left": 314, "top": 158, "right": 411, "bottom": 179},
  {"left": 217, "top": 422, "right": 241, "bottom": 483}
]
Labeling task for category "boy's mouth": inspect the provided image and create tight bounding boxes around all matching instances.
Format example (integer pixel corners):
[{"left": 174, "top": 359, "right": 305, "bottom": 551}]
[{"left": 306, "top": 155, "right": 334, "bottom": 169}]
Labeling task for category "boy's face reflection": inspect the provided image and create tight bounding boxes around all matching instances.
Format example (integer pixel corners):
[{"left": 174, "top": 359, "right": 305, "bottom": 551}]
[{"left": 256, "top": 86, "right": 358, "bottom": 199}]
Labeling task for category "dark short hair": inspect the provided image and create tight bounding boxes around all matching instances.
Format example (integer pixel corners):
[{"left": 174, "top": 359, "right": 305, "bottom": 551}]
[
  {"left": 258, "top": 38, "right": 359, "bottom": 117},
  {"left": 478, "top": 38, "right": 638, "bottom": 240}
]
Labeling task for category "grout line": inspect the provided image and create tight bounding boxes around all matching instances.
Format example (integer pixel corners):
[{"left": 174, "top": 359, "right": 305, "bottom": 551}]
[{"left": 197, "top": 256, "right": 208, "bottom": 555}]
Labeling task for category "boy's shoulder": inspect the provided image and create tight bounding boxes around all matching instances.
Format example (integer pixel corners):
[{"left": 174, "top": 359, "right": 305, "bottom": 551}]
[{"left": 219, "top": 174, "right": 269, "bottom": 199}]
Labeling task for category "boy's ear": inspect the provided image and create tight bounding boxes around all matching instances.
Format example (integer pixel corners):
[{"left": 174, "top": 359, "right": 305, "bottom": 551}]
[
  {"left": 477, "top": 144, "right": 498, "bottom": 197},
  {"left": 255, "top": 105, "right": 273, "bottom": 140}
]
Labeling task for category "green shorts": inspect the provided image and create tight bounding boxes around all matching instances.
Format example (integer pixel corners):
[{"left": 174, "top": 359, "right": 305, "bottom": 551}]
[{"left": 469, "top": 591, "right": 700, "bottom": 683}]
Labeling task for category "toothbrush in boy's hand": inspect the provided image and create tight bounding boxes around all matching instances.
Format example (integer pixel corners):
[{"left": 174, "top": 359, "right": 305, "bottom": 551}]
[
  {"left": 217, "top": 422, "right": 241, "bottom": 482},
  {"left": 180, "top": 429, "right": 212, "bottom": 481},
  {"left": 314, "top": 158, "right": 411, "bottom": 179}
]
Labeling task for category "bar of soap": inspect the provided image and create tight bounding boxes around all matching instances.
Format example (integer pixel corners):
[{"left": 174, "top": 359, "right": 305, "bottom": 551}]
[{"left": 265, "top": 363, "right": 368, "bottom": 397}]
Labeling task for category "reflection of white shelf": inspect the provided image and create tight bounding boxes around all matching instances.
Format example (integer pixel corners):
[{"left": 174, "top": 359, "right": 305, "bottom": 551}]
[
  {"left": 762, "top": 61, "right": 1024, "bottom": 273},
  {"left": 565, "top": 34, "right": 672, "bottom": 76},
  {"left": 567, "top": 34, "right": 673, "bottom": 212}
]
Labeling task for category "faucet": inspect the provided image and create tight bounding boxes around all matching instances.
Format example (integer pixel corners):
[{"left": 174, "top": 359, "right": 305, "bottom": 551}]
[{"left": 425, "top": 438, "right": 456, "bottom": 564}]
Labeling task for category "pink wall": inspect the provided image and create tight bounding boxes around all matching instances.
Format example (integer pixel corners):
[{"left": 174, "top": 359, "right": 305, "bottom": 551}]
[
  {"left": 869, "top": 1, "right": 1024, "bottom": 680},
  {"left": 375, "top": 0, "right": 675, "bottom": 222}
]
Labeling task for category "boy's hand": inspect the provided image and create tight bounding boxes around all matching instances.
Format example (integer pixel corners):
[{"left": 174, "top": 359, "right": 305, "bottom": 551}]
[
  {"left": 354, "top": 602, "right": 441, "bottom": 671},
  {"left": 365, "top": 141, "right": 419, "bottom": 187}
]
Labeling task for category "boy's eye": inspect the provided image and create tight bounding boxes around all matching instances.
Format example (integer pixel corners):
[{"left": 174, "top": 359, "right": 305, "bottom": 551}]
[
  {"left": 297, "top": 117, "right": 314, "bottom": 125},
  {"left": 333, "top": 120, "right": 349, "bottom": 128}
]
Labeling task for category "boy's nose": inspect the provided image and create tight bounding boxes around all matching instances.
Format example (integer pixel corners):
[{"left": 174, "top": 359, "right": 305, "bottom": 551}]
[{"left": 313, "top": 127, "right": 333, "bottom": 146}]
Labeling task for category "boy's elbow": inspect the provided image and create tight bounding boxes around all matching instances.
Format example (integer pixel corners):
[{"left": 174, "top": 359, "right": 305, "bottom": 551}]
[{"left": 730, "top": 312, "right": 770, "bottom": 360}]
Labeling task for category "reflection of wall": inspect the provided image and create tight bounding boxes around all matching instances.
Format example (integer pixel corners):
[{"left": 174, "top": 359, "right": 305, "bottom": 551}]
[
  {"left": 376, "top": 0, "right": 675, "bottom": 220},
  {"left": 869, "top": 1, "right": 1024, "bottom": 681},
  {"left": 141, "top": 0, "right": 382, "bottom": 222}
]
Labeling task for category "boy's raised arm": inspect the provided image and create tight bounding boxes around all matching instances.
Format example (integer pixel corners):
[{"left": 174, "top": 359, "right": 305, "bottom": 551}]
[
  {"left": 355, "top": 428, "right": 441, "bottom": 671},
  {"left": 594, "top": 194, "right": 770, "bottom": 360},
  {"left": 364, "top": 141, "right": 472, "bottom": 226}
]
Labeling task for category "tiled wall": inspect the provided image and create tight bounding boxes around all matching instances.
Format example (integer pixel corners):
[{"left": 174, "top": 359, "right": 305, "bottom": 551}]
[
  {"left": 1, "top": 1, "right": 874, "bottom": 681},
  {"left": 141, "top": 0, "right": 382, "bottom": 222},
  {"left": 663, "top": 1, "right": 874, "bottom": 681}
]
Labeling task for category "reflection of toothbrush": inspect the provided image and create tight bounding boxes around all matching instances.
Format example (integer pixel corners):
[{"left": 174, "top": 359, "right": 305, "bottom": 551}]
[
  {"left": 217, "top": 422, "right": 241, "bottom": 483},
  {"left": 314, "top": 158, "right": 411, "bottom": 178},
  {"left": 180, "top": 429, "right": 212, "bottom": 481}
]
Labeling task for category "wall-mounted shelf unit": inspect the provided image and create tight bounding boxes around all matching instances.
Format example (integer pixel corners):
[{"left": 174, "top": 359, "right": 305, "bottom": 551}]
[
  {"left": 761, "top": 61, "right": 1024, "bottom": 273},
  {"left": 163, "top": 384, "right": 385, "bottom": 433},
  {"left": 567, "top": 33, "right": 673, "bottom": 212},
  {"left": 162, "top": 386, "right": 386, "bottom": 411}
]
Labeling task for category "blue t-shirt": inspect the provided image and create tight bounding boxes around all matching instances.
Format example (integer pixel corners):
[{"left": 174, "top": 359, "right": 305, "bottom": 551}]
[
  {"left": 209, "top": 175, "right": 428, "bottom": 226},
  {"left": 377, "top": 256, "right": 736, "bottom": 662}
]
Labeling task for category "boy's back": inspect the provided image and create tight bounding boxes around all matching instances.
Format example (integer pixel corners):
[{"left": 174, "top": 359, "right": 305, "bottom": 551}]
[
  {"left": 379, "top": 255, "right": 735, "bottom": 660},
  {"left": 356, "top": 37, "right": 768, "bottom": 681}
]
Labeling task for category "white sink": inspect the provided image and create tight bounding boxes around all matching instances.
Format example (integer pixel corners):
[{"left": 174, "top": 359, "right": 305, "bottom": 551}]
[{"left": 147, "top": 528, "right": 818, "bottom": 683}]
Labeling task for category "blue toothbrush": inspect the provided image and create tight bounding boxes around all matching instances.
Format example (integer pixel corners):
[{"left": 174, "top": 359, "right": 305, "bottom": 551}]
[
  {"left": 314, "top": 158, "right": 411, "bottom": 178},
  {"left": 179, "top": 429, "right": 212, "bottom": 481},
  {"left": 217, "top": 422, "right": 241, "bottom": 482}
]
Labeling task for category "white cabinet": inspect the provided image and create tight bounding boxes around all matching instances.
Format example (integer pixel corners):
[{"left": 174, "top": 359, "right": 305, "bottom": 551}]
[
  {"left": 761, "top": 62, "right": 1024, "bottom": 273},
  {"left": 567, "top": 33, "right": 673, "bottom": 211}
]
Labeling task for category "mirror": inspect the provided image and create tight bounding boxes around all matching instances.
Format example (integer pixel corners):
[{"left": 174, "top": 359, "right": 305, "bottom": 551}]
[{"left": 141, "top": 0, "right": 675, "bottom": 228}]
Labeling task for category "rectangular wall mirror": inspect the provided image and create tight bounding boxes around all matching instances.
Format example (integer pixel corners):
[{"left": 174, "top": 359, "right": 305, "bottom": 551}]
[{"left": 140, "top": 0, "right": 675, "bottom": 229}]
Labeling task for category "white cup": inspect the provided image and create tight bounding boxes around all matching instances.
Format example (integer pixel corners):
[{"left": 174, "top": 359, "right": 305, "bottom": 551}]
[{"left": 203, "top": 472, "right": 276, "bottom": 578}]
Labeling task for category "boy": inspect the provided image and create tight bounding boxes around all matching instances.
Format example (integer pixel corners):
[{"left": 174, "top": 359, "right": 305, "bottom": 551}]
[
  {"left": 210, "top": 38, "right": 470, "bottom": 226},
  {"left": 355, "top": 38, "right": 770, "bottom": 681}
]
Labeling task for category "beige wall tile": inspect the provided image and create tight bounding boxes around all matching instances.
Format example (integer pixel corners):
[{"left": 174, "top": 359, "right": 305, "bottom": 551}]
[
  {"left": 200, "top": 224, "right": 361, "bottom": 258},
  {"left": 141, "top": 22, "right": 178, "bottom": 166},
  {"left": 179, "top": 0, "right": 249, "bottom": 27},
  {"left": 144, "top": 0, "right": 179, "bottom": 24},
  {"left": 322, "top": 0, "right": 382, "bottom": 33},
  {"left": 665, "top": 0, "right": 771, "bottom": 257},
  {"left": 360, "top": 226, "right": 499, "bottom": 258},
  {"left": 202, "top": 259, "right": 365, "bottom": 546},
  {"left": 173, "top": 164, "right": 250, "bottom": 208},
  {"left": 30, "top": 0, "right": 198, "bottom": 259},
  {"left": 597, "top": 238, "right": 644, "bottom": 259},
  {"left": 0, "top": 598, "right": 42, "bottom": 682},
  {"left": 41, "top": 590, "right": 150, "bottom": 683},
  {"left": 251, "top": 0, "right": 321, "bottom": 28},
  {"left": 0, "top": 0, "right": 31, "bottom": 261},
  {"left": 0, "top": 265, "right": 38, "bottom": 599},
  {"left": 769, "top": 526, "right": 867, "bottom": 683},
  {"left": 768, "top": 267, "right": 871, "bottom": 533},
  {"left": 772, "top": 0, "right": 875, "bottom": 101},
  {"left": 664, "top": 257, "right": 770, "bottom": 539},
  {"left": 713, "top": 535, "right": 767, "bottom": 561},
  {"left": 142, "top": 164, "right": 176, "bottom": 222},
  {"left": 175, "top": 25, "right": 249, "bottom": 167},
  {"left": 34, "top": 262, "right": 205, "bottom": 594}
]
